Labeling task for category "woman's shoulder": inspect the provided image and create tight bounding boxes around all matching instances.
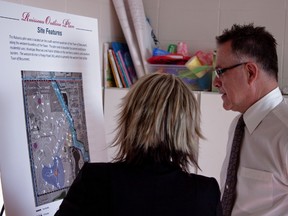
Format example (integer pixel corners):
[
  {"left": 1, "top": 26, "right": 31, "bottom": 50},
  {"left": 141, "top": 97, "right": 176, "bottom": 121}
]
[
  {"left": 188, "top": 174, "right": 222, "bottom": 213},
  {"left": 83, "top": 161, "right": 124, "bottom": 170},
  {"left": 188, "top": 173, "right": 217, "bottom": 182},
  {"left": 83, "top": 162, "right": 111, "bottom": 169},
  {"left": 81, "top": 162, "right": 125, "bottom": 176},
  {"left": 187, "top": 173, "right": 220, "bottom": 192},
  {"left": 81, "top": 161, "right": 115, "bottom": 170}
]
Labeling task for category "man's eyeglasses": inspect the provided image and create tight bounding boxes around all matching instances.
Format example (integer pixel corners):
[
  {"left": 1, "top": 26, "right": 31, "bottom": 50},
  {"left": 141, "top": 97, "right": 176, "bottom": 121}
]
[{"left": 214, "top": 62, "right": 247, "bottom": 78}]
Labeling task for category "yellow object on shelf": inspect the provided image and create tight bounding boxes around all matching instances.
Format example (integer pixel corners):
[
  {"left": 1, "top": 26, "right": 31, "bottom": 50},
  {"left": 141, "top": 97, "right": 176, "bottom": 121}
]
[{"left": 185, "top": 56, "right": 208, "bottom": 78}]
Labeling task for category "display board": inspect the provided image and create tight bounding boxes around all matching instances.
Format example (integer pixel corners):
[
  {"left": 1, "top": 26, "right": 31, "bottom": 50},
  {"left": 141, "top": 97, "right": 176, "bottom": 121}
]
[{"left": 0, "top": 1, "right": 106, "bottom": 215}]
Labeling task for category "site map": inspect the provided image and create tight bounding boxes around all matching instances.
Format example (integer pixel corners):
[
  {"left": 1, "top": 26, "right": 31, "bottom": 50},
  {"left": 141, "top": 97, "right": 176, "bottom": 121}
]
[{"left": 22, "top": 71, "right": 90, "bottom": 206}]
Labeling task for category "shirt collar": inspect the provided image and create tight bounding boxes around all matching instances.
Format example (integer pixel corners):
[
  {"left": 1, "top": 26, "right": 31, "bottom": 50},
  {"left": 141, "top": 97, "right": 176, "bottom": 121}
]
[{"left": 244, "top": 87, "right": 283, "bottom": 134}]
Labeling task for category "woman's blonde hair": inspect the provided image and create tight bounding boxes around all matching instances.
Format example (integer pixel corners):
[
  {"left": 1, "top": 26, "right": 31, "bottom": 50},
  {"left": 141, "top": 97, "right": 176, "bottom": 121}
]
[{"left": 112, "top": 72, "right": 203, "bottom": 172}]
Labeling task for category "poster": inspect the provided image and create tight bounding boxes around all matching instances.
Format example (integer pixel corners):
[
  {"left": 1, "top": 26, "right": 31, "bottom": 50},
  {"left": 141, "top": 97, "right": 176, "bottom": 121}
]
[{"left": 0, "top": 1, "right": 106, "bottom": 215}]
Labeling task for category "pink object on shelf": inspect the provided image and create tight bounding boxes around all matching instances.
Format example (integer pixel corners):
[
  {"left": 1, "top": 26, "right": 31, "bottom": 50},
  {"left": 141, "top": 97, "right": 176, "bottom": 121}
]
[{"left": 177, "top": 42, "right": 189, "bottom": 56}]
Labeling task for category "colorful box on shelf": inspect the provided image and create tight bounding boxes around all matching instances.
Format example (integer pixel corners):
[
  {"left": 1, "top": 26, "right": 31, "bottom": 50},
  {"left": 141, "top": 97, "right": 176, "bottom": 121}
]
[{"left": 146, "top": 64, "right": 212, "bottom": 91}]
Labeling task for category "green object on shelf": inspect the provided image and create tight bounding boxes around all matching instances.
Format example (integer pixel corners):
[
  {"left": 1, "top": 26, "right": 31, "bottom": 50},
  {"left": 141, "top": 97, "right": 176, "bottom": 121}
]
[{"left": 178, "top": 65, "right": 213, "bottom": 79}]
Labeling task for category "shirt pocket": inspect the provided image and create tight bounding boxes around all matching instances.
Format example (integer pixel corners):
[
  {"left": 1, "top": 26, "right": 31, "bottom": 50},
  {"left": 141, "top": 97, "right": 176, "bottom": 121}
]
[{"left": 236, "top": 167, "right": 273, "bottom": 214}]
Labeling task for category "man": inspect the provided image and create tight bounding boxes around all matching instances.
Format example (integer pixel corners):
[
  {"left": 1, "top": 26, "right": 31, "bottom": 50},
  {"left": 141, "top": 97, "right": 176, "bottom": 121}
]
[{"left": 213, "top": 23, "right": 288, "bottom": 215}]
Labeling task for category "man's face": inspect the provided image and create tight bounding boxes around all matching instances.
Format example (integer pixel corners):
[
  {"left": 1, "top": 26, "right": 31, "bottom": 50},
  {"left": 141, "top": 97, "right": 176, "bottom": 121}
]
[{"left": 213, "top": 41, "right": 251, "bottom": 113}]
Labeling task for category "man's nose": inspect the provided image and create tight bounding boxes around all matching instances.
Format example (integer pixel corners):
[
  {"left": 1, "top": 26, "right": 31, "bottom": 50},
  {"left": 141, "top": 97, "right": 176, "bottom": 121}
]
[{"left": 213, "top": 76, "right": 221, "bottom": 88}]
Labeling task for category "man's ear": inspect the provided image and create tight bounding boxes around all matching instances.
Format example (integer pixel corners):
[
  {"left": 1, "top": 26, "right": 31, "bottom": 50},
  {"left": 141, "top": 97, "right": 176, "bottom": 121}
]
[{"left": 245, "top": 62, "right": 258, "bottom": 84}]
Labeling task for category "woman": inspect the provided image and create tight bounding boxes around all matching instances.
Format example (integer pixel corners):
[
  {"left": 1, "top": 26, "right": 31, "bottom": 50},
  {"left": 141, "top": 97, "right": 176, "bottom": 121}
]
[{"left": 55, "top": 72, "right": 222, "bottom": 216}]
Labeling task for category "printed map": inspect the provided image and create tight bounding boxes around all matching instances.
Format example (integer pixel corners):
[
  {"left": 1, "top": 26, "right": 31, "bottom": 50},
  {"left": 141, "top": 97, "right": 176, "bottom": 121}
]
[{"left": 22, "top": 71, "right": 90, "bottom": 206}]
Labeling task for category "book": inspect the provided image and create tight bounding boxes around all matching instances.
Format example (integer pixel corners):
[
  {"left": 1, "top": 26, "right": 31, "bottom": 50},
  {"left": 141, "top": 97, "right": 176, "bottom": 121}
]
[
  {"left": 107, "top": 49, "right": 123, "bottom": 88},
  {"left": 112, "top": 42, "right": 138, "bottom": 85},
  {"left": 115, "top": 50, "right": 131, "bottom": 87},
  {"left": 103, "top": 42, "right": 116, "bottom": 87},
  {"left": 112, "top": 49, "right": 127, "bottom": 88},
  {"left": 112, "top": 42, "right": 131, "bottom": 87}
]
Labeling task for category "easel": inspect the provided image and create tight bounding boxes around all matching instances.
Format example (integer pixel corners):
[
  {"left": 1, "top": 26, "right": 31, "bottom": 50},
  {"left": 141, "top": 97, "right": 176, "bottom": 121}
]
[{"left": 0, "top": 204, "right": 4, "bottom": 216}]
